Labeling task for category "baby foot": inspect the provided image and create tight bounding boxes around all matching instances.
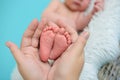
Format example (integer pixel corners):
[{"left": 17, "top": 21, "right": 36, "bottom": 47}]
[
  {"left": 40, "top": 24, "right": 72, "bottom": 62},
  {"left": 40, "top": 26, "right": 59, "bottom": 62},
  {"left": 49, "top": 27, "right": 71, "bottom": 60}
]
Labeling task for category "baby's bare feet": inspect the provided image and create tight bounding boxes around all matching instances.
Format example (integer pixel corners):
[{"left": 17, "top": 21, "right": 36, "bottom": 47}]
[{"left": 40, "top": 23, "right": 71, "bottom": 62}]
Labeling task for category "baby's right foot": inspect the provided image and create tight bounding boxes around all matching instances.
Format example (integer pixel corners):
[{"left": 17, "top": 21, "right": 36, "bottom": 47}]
[{"left": 49, "top": 27, "right": 71, "bottom": 60}]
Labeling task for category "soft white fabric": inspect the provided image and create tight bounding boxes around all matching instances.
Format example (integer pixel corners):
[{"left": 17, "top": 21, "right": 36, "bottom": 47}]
[
  {"left": 80, "top": 0, "right": 120, "bottom": 80},
  {"left": 11, "top": 66, "right": 23, "bottom": 80},
  {"left": 11, "top": 0, "right": 120, "bottom": 80}
]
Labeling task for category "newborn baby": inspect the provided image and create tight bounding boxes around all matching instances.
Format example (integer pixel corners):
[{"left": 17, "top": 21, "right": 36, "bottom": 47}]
[
  {"left": 40, "top": 0, "right": 104, "bottom": 62},
  {"left": 11, "top": 0, "right": 106, "bottom": 79},
  {"left": 42, "top": 0, "right": 104, "bottom": 32}
]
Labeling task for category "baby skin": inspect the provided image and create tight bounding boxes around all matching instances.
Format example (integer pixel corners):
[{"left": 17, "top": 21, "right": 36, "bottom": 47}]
[
  {"left": 40, "top": 22, "right": 72, "bottom": 62},
  {"left": 42, "top": 0, "right": 104, "bottom": 32}
]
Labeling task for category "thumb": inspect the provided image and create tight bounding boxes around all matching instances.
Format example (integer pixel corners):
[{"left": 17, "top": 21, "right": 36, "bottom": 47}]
[
  {"left": 70, "top": 31, "right": 89, "bottom": 56},
  {"left": 6, "top": 41, "right": 24, "bottom": 64}
]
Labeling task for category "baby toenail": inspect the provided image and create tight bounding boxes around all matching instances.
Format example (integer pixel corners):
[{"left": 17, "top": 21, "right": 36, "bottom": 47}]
[
  {"left": 68, "top": 37, "right": 71, "bottom": 40},
  {"left": 68, "top": 40, "right": 71, "bottom": 44},
  {"left": 53, "top": 28, "right": 58, "bottom": 33},
  {"left": 58, "top": 28, "right": 65, "bottom": 34},
  {"left": 61, "top": 28, "right": 65, "bottom": 31},
  {"left": 66, "top": 35, "right": 70, "bottom": 38},
  {"left": 64, "top": 32, "right": 67, "bottom": 35}
]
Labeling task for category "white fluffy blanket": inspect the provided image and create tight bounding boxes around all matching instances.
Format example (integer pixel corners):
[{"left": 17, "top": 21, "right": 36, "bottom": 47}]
[
  {"left": 11, "top": 0, "right": 120, "bottom": 80},
  {"left": 80, "top": 0, "right": 120, "bottom": 80}
]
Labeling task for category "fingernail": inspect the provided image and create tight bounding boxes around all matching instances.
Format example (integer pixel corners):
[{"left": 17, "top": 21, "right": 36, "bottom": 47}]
[{"left": 80, "top": 31, "right": 89, "bottom": 40}]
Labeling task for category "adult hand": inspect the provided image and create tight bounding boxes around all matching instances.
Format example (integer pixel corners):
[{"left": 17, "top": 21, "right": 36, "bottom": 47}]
[
  {"left": 47, "top": 20, "right": 89, "bottom": 80},
  {"left": 6, "top": 19, "right": 50, "bottom": 80},
  {"left": 7, "top": 19, "right": 89, "bottom": 80}
]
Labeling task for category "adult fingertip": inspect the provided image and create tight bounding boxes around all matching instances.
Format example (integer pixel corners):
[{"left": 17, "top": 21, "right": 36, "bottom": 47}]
[
  {"left": 80, "top": 31, "right": 89, "bottom": 40},
  {"left": 6, "top": 41, "right": 11, "bottom": 48},
  {"left": 39, "top": 18, "right": 48, "bottom": 29},
  {"left": 71, "top": 31, "right": 89, "bottom": 52},
  {"left": 6, "top": 41, "right": 23, "bottom": 61},
  {"left": 40, "top": 18, "right": 47, "bottom": 24},
  {"left": 31, "top": 19, "right": 39, "bottom": 26}
]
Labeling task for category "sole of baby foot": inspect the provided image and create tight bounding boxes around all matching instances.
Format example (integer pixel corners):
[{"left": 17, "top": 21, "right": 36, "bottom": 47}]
[
  {"left": 49, "top": 27, "right": 72, "bottom": 60},
  {"left": 40, "top": 26, "right": 58, "bottom": 62}
]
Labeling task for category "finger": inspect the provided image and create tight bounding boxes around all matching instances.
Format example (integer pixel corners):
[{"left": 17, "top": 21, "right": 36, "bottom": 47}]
[
  {"left": 98, "top": 4, "right": 104, "bottom": 10},
  {"left": 94, "top": 5, "right": 101, "bottom": 12},
  {"left": 73, "top": 31, "right": 89, "bottom": 52},
  {"left": 21, "top": 19, "right": 39, "bottom": 48},
  {"left": 48, "top": 21, "right": 59, "bottom": 28},
  {"left": 94, "top": 2, "right": 104, "bottom": 12},
  {"left": 6, "top": 41, "right": 24, "bottom": 64},
  {"left": 56, "top": 19, "right": 78, "bottom": 42},
  {"left": 66, "top": 31, "right": 89, "bottom": 57},
  {"left": 32, "top": 19, "right": 47, "bottom": 48}
]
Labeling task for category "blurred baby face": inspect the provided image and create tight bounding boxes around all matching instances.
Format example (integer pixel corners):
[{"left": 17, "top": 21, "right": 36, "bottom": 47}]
[{"left": 65, "top": 0, "right": 90, "bottom": 11}]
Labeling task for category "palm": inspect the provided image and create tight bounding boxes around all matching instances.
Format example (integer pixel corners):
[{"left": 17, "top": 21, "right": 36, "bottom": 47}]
[
  {"left": 19, "top": 46, "right": 50, "bottom": 80},
  {"left": 47, "top": 58, "right": 64, "bottom": 80},
  {"left": 47, "top": 44, "right": 84, "bottom": 80},
  {"left": 8, "top": 19, "right": 85, "bottom": 80},
  {"left": 14, "top": 19, "right": 51, "bottom": 80}
]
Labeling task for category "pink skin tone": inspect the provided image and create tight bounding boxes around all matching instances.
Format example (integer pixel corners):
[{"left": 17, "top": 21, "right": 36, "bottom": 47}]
[
  {"left": 65, "top": 0, "right": 104, "bottom": 13},
  {"left": 40, "top": 0, "right": 104, "bottom": 62},
  {"left": 66, "top": 0, "right": 91, "bottom": 31},
  {"left": 65, "top": 0, "right": 91, "bottom": 11},
  {"left": 40, "top": 22, "right": 72, "bottom": 62},
  {"left": 42, "top": 0, "right": 104, "bottom": 32},
  {"left": 65, "top": 0, "right": 104, "bottom": 31},
  {"left": 39, "top": 0, "right": 90, "bottom": 61},
  {"left": 6, "top": 19, "right": 89, "bottom": 80}
]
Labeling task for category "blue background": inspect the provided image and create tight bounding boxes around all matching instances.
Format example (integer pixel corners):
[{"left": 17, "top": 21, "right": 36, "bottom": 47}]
[{"left": 0, "top": 0, "right": 50, "bottom": 79}]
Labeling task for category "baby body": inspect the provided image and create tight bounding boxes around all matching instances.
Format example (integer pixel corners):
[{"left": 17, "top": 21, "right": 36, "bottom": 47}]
[
  {"left": 42, "top": 0, "right": 99, "bottom": 31},
  {"left": 40, "top": 0, "right": 104, "bottom": 62}
]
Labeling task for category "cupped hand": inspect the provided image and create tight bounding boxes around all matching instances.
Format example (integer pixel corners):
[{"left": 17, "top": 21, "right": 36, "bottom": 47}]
[
  {"left": 47, "top": 20, "right": 89, "bottom": 80},
  {"left": 7, "top": 19, "right": 89, "bottom": 80},
  {"left": 6, "top": 19, "right": 50, "bottom": 80}
]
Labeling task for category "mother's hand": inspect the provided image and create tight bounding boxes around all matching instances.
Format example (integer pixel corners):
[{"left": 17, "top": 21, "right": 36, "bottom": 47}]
[
  {"left": 6, "top": 19, "right": 50, "bottom": 80},
  {"left": 48, "top": 20, "right": 89, "bottom": 80},
  {"left": 7, "top": 19, "right": 89, "bottom": 80}
]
